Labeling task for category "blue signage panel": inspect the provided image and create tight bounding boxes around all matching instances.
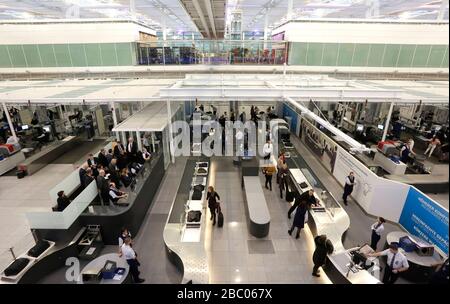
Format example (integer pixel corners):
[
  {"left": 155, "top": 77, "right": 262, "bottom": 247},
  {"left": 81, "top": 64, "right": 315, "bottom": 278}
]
[{"left": 399, "top": 187, "right": 449, "bottom": 254}]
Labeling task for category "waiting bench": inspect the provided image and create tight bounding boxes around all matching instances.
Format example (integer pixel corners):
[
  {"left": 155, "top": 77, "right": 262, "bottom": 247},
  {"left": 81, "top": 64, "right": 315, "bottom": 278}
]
[{"left": 242, "top": 176, "right": 271, "bottom": 238}]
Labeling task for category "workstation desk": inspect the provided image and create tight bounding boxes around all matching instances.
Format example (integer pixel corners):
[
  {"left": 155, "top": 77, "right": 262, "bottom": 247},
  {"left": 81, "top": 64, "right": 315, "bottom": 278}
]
[
  {"left": 386, "top": 231, "right": 445, "bottom": 283},
  {"left": 287, "top": 161, "right": 380, "bottom": 284},
  {"left": 79, "top": 253, "right": 130, "bottom": 284},
  {"left": 163, "top": 158, "right": 210, "bottom": 284},
  {"left": 21, "top": 136, "right": 80, "bottom": 175}
]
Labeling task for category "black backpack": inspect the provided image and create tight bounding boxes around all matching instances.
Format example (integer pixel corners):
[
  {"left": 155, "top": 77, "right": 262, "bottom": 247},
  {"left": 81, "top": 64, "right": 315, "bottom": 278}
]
[{"left": 27, "top": 240, "right": 50, "bottom": 258}]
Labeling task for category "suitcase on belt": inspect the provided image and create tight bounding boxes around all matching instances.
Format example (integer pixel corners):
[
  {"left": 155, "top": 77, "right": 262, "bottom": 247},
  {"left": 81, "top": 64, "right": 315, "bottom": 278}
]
[
  {"left": 27, "top": 240, "right": 50, "bottom": 258},
  {"left": 4, "top": 258, "right": 30, "bottom": 277}
]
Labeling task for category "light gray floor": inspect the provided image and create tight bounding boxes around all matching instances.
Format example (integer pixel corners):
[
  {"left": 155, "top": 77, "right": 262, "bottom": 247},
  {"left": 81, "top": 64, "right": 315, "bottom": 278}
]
[
  {"left": 131, "top": 157, "right": 187, "bottom": 284},
  {"left": 0, "top": 139, "right": 107, "bottom": 262},
  {"left": 206, "top": 157, "right": 331, "bottom": 284}
]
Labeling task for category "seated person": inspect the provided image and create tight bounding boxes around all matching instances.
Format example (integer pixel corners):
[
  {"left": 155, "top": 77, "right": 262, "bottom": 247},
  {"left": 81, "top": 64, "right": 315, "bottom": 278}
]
[
  {"left": 120, "top": 168, "right": 133, "bottom": 188},
  {"left": 140, "top": 148, "right": 151, "bottom": 164},
  {"left": 56, "top": 191, "right": 71, "bottom": 212},
  {"left": 109, "top": 182, "right": 128, "bottom": 205},
  {"left": 6, "top": 133, "right": 21, "bottom": 150}
]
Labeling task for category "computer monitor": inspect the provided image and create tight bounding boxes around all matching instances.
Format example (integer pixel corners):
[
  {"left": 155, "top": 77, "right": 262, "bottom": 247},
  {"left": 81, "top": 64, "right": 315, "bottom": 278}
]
[
  {"left": 21, "top": 124, "right": 30, "bottom": 130},
  {"left": 356, "top": 124, "right": 364, "bottom": 132},
  {"left": 377, "top": 124, "right": 384, "bottom": 130}
]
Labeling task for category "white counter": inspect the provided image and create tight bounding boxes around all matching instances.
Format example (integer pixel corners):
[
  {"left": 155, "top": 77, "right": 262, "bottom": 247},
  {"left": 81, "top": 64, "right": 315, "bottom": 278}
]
[{"left": 374, "top": 152, "right": 407, "bottom": 175}]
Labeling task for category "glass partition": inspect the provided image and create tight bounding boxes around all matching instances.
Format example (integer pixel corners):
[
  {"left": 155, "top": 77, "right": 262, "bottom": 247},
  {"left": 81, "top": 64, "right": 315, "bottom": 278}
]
[
  {"left": 136, "top": 40, "right": 288, "bottom": 66},
  {"left": 26, "top": 181, "right": 96, "bottom": 230}
]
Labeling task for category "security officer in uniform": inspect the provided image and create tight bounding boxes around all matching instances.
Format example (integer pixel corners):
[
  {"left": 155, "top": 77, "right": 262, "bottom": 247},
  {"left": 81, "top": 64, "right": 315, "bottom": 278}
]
[
  {"left": 120, "top": 237, "right": 144, "bottom": 283},
  {"left": 370, "top": 217, "right": 386, "bottom": 250},
  {"left": 368, "top": 243, "right": 409, "bottom": 284}
]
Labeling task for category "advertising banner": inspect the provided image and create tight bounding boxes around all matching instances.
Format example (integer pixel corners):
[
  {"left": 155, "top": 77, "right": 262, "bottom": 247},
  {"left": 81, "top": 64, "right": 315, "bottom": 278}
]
[{"left": 399, "top": 187, "right": 449, "bottom": 254}]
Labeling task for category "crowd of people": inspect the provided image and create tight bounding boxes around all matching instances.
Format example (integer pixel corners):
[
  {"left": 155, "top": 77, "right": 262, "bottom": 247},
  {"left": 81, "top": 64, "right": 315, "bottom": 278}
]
[{"left": 55, "top": 136, "right": 152, "bottom": 211}]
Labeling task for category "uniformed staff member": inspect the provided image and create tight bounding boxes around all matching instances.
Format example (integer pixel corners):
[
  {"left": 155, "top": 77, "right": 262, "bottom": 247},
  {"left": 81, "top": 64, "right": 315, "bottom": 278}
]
[
  {"left": 120, "top": 237, "right": 145, "bottom": 283},
  {"left": 370, "top": 217, "right": 386, "bottom": 250},
  {"left": 342, "top": 171, "right": 355, "bottom": 206},
  {"left": 368, "top": 243, "right": 409, "bottom": 284}
]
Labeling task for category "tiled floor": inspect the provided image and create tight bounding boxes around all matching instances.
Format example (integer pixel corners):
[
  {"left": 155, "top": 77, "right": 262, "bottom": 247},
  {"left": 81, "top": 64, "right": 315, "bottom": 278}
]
[
  {"left": 206, "top": 157, "right": 331, "bottom": 284},
  {"left": 132, "top": 157, "right": 187, "bottom": 284}
]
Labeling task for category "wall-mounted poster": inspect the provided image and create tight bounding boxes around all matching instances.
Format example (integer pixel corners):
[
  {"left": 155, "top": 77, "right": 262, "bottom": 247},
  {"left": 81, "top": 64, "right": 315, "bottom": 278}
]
[{"left": 399, "top": 187, "right": 449, "bottom": 255}]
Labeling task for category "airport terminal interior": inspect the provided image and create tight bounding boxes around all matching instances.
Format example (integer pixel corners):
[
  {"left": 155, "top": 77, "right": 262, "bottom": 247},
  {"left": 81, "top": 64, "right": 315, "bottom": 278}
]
[{"left": 0, "top": 0, "right": 448, "bottom": 285}]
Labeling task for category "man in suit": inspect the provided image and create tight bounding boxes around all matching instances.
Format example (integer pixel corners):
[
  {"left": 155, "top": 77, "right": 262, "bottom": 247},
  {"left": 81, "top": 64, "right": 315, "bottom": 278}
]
[
  {"left": 79, "top": 163, "right": 89, "bottom": 189},
  {"left": 114, "top": 140, "right": 127, "bottom": 170},
  {"left": 108, "top": 158, "right": 122, "bottom": 188},
  {"left": 96, "top": 169, "right": 110, "bottom": 205},
  {"left": 87, "top": 153, "right": 99, "bottom": 177},
  {"left": 97, "top": 148, "right": 109, "bottom": 167},
  {"left": 126, "top": 137, "right": 138, "bottom": 164},
  {"left": 56, "top": 191, "right": 71, "bottom": 211}
]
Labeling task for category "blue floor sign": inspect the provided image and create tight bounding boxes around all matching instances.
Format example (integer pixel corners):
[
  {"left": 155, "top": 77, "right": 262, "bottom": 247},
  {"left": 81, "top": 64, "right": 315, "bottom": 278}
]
[{"left": 399, "top": 187, "right": 449, "bottom": 254}]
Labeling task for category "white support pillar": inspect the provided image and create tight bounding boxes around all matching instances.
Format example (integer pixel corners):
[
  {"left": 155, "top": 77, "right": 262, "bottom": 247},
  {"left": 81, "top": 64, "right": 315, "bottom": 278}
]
[
  {"left": 382, "top": 102, "right": 394, "bottom": 142},
  {"left": 263, "top": 14, "right": 269, "bottom": 50},
  {"left": 287, "top": 0, "right": 294, "bottom": 20},
  {"left": 110, "top": 102, "right": 120, "bottom": 141},
  {"left": 438, "top": 0, "right": 448, "bottom": 20},
  {"left": 151, "top": 132, "right": 156, "bottom": 153},
  {"left": 136, "top": 131, "right": 142, "bottom": 151},
  {"left": 2, "top": 103, "right": 17, "bottom": 141},
  {"left": 166, "top": 100, "right": 175, "bottom": 164}
]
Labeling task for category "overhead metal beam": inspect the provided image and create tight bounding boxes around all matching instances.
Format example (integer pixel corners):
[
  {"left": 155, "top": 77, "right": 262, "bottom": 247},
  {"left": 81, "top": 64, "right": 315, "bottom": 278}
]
[
  {"left": 203, "top": 0, "right": 217, "bottom": 38},
  {"left": 191, "top": 0, "right": 211, "bottom": 38},
  {"left": 284, "top": 96, "right": 369, "bottom": 152}
]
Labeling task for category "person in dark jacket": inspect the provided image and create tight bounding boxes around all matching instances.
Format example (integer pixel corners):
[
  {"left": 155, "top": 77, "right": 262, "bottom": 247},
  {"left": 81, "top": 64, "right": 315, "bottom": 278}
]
[
  {"left": 278, "top": 162, "right": 288, "bottom": 199},
  {"left": 79, "top": 163, "right": 88, "bottom": 189},
  {"left": 97, "top": 148, "right": 109, "bottom": 167},
  {"left": 288, "top": 200, "right": 307, "bottom": 239},
  {"left": 56, "top": 190, "right": 71, "bottom": 211},
  {"left": 312, "top": 235, "right": 334, "bottom": 277},
  {"left": 342, "top": 171, "right": 355, "bottom": 206},
  {"left": 108, "top": 158, "right": 122, "bottom": 188},
  {"left": 96, "top": 169, "right": 110, "bottom": 205},
  {"left": 288, "top": 189, "right": 318, "bottom": 219},
  {"left": 206, "top": 186, "right": 220, "bottom": 226},
  {"left": 83, "top": 168, "right": 94, "bottom": 188}
]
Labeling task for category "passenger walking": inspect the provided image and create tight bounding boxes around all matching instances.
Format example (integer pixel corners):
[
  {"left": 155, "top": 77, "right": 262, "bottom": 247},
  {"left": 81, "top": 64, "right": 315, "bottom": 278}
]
[
  {"left": 342, "top": 171, "right": 355, "bottom": 206},
  {"left": 207, "top": 186, "right": 220, "bottom": 226},
  {"left": 262, "top": 163, "right": 276, "bottom": 191},
  {"left": 288, "top": 201, "right": 307, "bottom": 239},
  {"left": 288, "top": 189, "right": 318, "bottom": 219},
  {"left": 370, "top": 217, "right": 386, "bottom": 250},
  {"left": 424, "top": 136, "right": 441, "bottom": 158},
  {"left": 278, "top": 162, "right": 288, "bottom": 199},
  {"left": 312, "top": 235, "right": 334, "bottom": 277}
]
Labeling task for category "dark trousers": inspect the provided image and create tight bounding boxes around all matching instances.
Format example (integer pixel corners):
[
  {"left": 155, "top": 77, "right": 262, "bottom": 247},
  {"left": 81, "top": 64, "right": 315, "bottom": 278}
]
[
  {"left": 342, "top": 188, "right": 353, "bottom": 204},
  {"left": 279, "top": 179, "right": 287, "bottom": 199},
  {"left": 126, "top": 259, "right": 141, "bottom": 283},
  {"left": 101, "top": 192, "right": 110, "bottom": 206},
  {"left": 209, "top": 206, "right": 217, "bottom": 224},
  {"left": 289, "top": 224, "right": 302, "bottom": 238},
  {"left": 312, "top": 264, "right": 321, "bottom": 275},
  {"left": 370, "top": 230, "right": 381, "bottom": 250},
  {"left": 265, "top": 175, "right": 273, "bottom": 190},
  {"left": 382, "top": 266, "right": 399, "bottom": 284},
  {"left": 288, "top": 199, "right": 300, "bottom": 218}
]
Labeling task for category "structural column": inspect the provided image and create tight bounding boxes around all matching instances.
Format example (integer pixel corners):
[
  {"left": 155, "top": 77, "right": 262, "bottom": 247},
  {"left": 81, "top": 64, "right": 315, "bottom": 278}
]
[
  {"left": 287, "top": 0, "right": 294, "bottom": 20},
  {"left": 151, "top": 132, "right": 156, "bottom": 153},
  {"left": 2, "top": 103, "right": 17, "bottom": 141},
  {"left": 166, "top": 100, "right": 175, "bottom": 163},
  {"left": 136, "top": 131, "right": 142, "bottom": 151},
  {"left": 382, "top": 102, "right": 395, "bottom": 141},
  {"left": 263, "top": 14, "right": 269, "bottom": 50},
  {"left": 110, "top": 102, "right": 120, "bottom": 141}
]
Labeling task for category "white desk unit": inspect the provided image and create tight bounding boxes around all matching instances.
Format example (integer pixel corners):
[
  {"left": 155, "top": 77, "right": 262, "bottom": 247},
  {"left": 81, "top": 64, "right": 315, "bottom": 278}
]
[{"left": 374, "top": 152, "right": 407, "bottom": 175}]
